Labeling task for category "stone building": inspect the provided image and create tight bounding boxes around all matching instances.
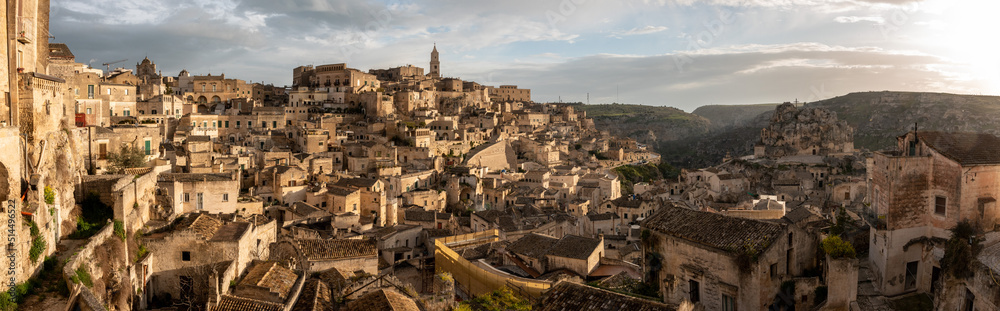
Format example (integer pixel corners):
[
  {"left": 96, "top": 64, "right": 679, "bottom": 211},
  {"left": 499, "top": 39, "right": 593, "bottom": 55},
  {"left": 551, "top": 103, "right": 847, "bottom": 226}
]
[
  {"left": 158, "top": 172, "right": 239, "bottom": 214},
  {"left": 488, "top": 85, "right": 531, "bottom": 102},
  {"left": 867, "top": 131, "right": 1000, "bottom": 296},
  {"left": 505, "top": 233, "right": 604, "bottom": 278},
  {"left": 642, "top": 205, "right": 815, "bottom": 310},
  {"left": 143, "top": 212, "right": 277, "bottom": 307}
]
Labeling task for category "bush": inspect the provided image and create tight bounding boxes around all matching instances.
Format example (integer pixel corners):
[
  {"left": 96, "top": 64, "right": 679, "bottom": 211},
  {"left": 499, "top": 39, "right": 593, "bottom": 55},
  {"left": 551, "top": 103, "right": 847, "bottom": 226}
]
[
  {"left": 822, "top": 235, "right": 856, "bottom": 259},
  {"left": 941, "top": 220, "right": 982, "bottom": 279},
  {"left": 814, "top": 286, "right": 828, "bottom": 306},
  {"left": 75, "top": 267, "right": 93, "bottom": 288},
  {"left": 43, "top": 186, "right": 56, "bottom": 205},
  {"left": 114, "top": 220, "right": 125, "bottom": 241},
  {"left": 28, "top": 221, "right": 45, "bottom": 263},
  {"left": 459, "top": 286, "right": 532, "bottom": 311},
  {"left": 29, "top": 236, "right": 46, "bottom": 263},
  {"left": 135, "top": 244, "right": 149, "bottom": 262},
  {"left": 106, "top": 145, "right": 148, "bottom": 174}
]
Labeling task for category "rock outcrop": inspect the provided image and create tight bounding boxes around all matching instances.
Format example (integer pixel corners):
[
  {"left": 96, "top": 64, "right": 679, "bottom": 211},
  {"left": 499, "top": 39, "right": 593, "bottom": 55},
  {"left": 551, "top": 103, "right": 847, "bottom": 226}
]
[{"left": 757, "top": 103, "right": 854, "bottom": 158}]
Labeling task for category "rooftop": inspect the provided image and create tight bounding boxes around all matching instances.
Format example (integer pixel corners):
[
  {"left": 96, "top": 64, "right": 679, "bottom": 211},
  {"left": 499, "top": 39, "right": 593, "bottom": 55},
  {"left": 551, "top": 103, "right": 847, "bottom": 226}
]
[
  {"left": 239, "top": 261, "right": 298, "bottom": 300},
  {"left": 159, "top": 172, "right": 233, "bottom": 183},
  {"left": 916, "top": 131, "right": 1000, "bottom": 165},
  {"left": 296, "top": 238, "right": 378, "bottom": 260},
  {"left": 642, "top": 204, "right": 785, "bottom": 255},
  {"left": 342, "top": 288, "right": 420, "bottom": 311},
  {"left": 537, "top": 281, "right": 674, "bottom": 311},
  {"left": 214, "top": 295, "right": 284, "bottom": 311}
]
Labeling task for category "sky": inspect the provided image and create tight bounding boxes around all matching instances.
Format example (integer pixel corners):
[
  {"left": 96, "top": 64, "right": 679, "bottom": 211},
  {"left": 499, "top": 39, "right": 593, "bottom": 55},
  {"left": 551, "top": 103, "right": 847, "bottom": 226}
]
[{"left": 49, "top": 0, "right": 1000, "bottom": 111}]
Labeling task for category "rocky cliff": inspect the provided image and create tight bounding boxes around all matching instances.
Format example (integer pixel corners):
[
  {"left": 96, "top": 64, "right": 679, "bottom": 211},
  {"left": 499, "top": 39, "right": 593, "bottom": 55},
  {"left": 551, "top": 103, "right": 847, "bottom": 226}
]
[{"left": 758, "top": 103, "right": 854, "bottom": 158}]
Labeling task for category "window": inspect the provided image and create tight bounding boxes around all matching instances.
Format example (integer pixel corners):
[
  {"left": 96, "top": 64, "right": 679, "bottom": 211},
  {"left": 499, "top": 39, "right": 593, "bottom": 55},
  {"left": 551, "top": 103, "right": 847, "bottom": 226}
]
[
  {"left": 236, "top": 121, "right": 241, "bottom": 128},
  {"left": 182, "top": 251, "right": 191, "bottom": 261},
  {"left": 88, "top": 85, "right": 94, "bottom": 99},
  {"left": 125, "top": 89, "right": 129, "bottom": 95},
  {"left": 152, "top": 109, "right": 157, "bottom": 115},
  {"left": 688, "top": 279, "right": 700, "bottom": 303},
  {"left": 86, "top": 108, "right": 92, "bottom": 114},
  {"left": 222, "top": 193, "right": 229, "bottom": 202},
  {"left": 184, "top": 193, "right": 190, "bottom": 202},
  {"left": 273, "top": 121, "right": 277, "bottom": 128},
  {"left": 107, "top": 88, "right": 111, "bottom": 95},
  {"left": 770, "top": 263, "right": 778, "bottom": 278},
  {"left": 964, "top": 288, "right": 975, "bottom": 311},
  {"left": 935, "top": 196, "right": 946, "bottom": 215},
  {"left": 248, "top": 121, "right": 253, "bottom": 127},
  {"left": 722, "top": 294, "right": 736, "bottom": 311}
]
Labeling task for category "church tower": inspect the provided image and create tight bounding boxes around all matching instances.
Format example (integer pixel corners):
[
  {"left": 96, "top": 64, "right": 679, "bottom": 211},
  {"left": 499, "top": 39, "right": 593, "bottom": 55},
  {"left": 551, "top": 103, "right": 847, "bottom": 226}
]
[{"left": 429, "top": 44, "right": 440, "bottom": 78}]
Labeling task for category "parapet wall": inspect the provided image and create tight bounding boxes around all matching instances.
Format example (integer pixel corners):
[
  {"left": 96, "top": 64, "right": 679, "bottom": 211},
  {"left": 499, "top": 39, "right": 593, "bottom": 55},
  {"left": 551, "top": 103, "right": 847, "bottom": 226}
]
[{"left": 434, "top": 229, "right": 552, "bottom": 298}]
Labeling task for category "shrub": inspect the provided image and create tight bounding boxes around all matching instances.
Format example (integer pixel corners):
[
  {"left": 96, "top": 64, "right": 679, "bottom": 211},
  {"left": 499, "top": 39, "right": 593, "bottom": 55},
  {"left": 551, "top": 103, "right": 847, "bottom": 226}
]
[
  {"left": 135, "top": 244, "right": 149, "bottom": 262},
  {"left": 822, "top": 235, "right": 856, "bottom": 259},
  {"left": 814, "top": 286, "right": 828, "bottom": 306},
  {"left": 75, "top": 267, "right": 93, "bottom": 288},
  {"left": 941, "top": 220, "right": 982, "bottom": 279},
  {"left": 28, "top": 221, "right": 45, "bottom": 263},
  {"left": 43, "top": 186, "right": 56, "bottom": 205},
  {"left": 114, "top": 220, "right": 125, "bottom": 241},
  {"left": 29, "top": 236, "right": 46, "bottom": 263}
]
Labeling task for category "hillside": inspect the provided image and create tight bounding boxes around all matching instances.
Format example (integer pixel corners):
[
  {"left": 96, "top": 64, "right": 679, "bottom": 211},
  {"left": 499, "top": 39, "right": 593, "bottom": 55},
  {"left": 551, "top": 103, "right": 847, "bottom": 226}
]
[
  {"left": 654, "top": 91, "right": 1000, "bottom": 168},
  {"left": 692, "top": 103, "right": 780, "bottom": 130},
  {"left": 804, "top": 91, "right": 1000, "bottom": 151},
  {"left": 570, "top": 103, "right": 711, "bottom": 148}
]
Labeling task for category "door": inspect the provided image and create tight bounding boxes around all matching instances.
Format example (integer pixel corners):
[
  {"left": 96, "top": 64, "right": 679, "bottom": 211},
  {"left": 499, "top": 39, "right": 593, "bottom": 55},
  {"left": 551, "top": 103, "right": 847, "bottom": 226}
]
[
  {"left": 688, "top": 279, "right": 700, "bottom": 303},
  {"left": 196, "top": 193, "right": 204, "bottom": 210},
  {"left": 905, "top": 261, "right": 918, "bottom": 291}
]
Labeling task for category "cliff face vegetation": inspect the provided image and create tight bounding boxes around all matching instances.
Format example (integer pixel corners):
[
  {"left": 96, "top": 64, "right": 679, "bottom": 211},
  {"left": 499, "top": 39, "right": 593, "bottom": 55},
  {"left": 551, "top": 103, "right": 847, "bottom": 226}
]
[
  {"left": 586, "top": 91, "right": 1000, "bottom": 169},
  {"left": 692, "top": 103, "right": 779, "bottom": 130},
  {"left": 570, "top": 103, "right": 710, "bottom": 149}
]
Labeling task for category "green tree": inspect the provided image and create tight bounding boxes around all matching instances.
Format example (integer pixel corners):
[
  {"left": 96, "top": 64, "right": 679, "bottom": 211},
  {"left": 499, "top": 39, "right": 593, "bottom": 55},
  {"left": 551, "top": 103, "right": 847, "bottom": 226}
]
[
  {"left": 458, "top": 286, "right": 532, "bottom": 311},
  {"left": 941, "top": 220, "right": 982, "bottom": 279},
  {"left": 106, "top": 145, "right": 147, "bottom": 174},
  {"left": 821, "top": 235, "right": 856, "bottom": 259}
]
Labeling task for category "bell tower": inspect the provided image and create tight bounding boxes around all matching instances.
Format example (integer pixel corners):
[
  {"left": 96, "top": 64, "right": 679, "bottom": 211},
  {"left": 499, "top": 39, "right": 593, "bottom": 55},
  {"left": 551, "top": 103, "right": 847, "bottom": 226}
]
[{"left": 429, "top": 44, "right": 440, "bottom": 78}]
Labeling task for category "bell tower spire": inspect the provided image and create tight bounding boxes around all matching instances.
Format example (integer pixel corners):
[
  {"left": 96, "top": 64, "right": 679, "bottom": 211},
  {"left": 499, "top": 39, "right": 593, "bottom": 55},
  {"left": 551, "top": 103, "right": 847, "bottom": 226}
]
[{"left": 430, "top": 43, "right": 440, "bottom": 78}]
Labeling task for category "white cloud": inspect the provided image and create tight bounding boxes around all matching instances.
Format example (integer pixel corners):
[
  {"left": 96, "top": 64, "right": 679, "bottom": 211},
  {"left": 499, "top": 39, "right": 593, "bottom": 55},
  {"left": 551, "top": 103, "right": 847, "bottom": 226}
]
[
  {"left": 611, "top": 26, "right": 669, "bottom": 38},
  {"left": 834, "top": 16, "right": 886, "bottom": 24}
]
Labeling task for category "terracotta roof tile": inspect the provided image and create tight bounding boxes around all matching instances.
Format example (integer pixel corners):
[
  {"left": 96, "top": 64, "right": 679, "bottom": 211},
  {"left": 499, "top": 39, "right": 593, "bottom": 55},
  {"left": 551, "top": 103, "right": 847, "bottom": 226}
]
[
  {"left": 296, "top": 239, "right": 377, "bottom": 261},
  {"left": 917, "top": 131, "right": 1000, "bottom": 165},
  {"left": 291, "top": 279, "right": 334, "bottom": 311},
  {"left": 239, "top": 261, "right": 298, "bottom": 300},
  {"left": 215, "top": 295, "right": 284, "bottom": 311},
  {"left": 538, "top": 281, "right": 674, "bottom": 311},
  {"left": 642, "top": 205, "right": 784, "bottom": 255},
  {"left": 343, "top": 289, "right": 420, "bottom": 311}
]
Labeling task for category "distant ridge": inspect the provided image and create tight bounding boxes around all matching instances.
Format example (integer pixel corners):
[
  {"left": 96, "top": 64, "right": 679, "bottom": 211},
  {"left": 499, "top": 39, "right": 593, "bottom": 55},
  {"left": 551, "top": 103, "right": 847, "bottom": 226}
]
[{"left": 584, "top": 91, "right": 1000, "bottom": 169}]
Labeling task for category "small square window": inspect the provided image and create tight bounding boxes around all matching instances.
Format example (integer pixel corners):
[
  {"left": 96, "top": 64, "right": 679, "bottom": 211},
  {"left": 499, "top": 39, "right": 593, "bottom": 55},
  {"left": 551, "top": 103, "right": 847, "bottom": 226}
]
[{"left": 182, "top": 251, "right": 191, "bottom": 261}]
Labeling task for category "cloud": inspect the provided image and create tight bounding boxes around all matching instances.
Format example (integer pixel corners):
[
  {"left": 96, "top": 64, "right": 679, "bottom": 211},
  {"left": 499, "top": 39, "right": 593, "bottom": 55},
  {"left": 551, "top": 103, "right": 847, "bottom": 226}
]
[
  {"left": 483, "top": 43, "right": 979, "bottom": 110},
  {"left": 834, "top": 16, "right": 886, "bottom": 24},
  {"left": 611, "top": 26, "right": 669, "bottom": 38}
]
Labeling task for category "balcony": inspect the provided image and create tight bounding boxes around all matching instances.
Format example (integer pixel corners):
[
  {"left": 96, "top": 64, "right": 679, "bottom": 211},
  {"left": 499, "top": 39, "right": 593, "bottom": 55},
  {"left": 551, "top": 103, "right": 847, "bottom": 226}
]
[{"left": 16, "top": 33, "right": 30, "bottom": 44}]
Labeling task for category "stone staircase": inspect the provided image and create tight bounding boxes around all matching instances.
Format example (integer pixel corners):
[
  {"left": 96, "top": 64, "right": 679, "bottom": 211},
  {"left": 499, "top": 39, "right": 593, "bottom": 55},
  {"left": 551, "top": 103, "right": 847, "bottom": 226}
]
[{"left": 854, "top": 256, "right": 894, "bottom": 311}]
